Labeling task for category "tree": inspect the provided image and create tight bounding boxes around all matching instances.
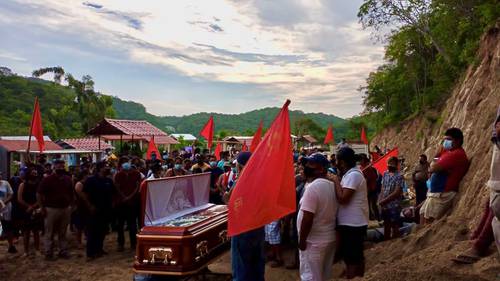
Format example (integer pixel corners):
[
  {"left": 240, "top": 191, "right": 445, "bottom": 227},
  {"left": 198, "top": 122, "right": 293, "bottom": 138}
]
[
  {"left": 32, "top": 66, "right": 65, "bottom": 84},
  {"left": 358, "top": 0, "right": 451, "bottom": 63},
  {"left": 293, "top": 118, "right": 325, "bottom": 142}
]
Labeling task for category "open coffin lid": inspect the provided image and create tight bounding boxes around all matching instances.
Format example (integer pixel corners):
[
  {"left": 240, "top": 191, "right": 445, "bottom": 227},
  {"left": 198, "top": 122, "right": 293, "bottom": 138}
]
[{"left": 142, "top": 173, "right": 216, "bottom": 227}]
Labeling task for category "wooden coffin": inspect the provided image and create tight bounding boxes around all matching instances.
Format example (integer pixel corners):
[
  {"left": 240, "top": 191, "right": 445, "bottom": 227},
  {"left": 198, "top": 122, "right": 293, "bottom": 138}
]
[{"left": 133, "top": 173, "right": 230, "bottom": 276}]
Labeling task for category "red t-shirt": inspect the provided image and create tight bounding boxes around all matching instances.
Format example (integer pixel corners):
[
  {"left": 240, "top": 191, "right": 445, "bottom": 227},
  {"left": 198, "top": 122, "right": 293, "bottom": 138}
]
[
  {"left": 361, "top": 165, "right": 378, "bottom": 192},
  {"left": 114, "top": 170, "right": 142, "bottom": 197},
  {"left": 437, "top": 147, "right": 469, "bottom": 192}
]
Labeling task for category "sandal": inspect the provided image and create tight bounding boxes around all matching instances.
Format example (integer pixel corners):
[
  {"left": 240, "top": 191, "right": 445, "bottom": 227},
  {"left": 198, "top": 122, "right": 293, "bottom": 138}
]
[{"left": 452, "top": 254, "right": 481, "bottom": 264}]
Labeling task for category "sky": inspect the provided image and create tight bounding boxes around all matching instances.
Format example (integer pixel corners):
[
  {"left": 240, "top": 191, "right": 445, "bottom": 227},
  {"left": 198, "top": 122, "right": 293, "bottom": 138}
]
[{"left": 0, "top": 0, "right": 384, "bottom": 118}]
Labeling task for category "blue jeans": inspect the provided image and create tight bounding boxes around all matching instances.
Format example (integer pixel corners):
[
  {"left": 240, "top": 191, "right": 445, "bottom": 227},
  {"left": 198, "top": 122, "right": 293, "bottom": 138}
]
[{"left": 231, "top": 227, "right": 265, "bottom": 281}]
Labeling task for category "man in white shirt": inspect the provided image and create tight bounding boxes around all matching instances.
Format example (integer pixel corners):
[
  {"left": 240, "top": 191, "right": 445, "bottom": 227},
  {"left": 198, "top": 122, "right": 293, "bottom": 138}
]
[
  {"left": 298, "top": 153, "right": 338, "bottom": 281},
  {"left": 331, "top": 147, "right": 369, "bottom": 279}
]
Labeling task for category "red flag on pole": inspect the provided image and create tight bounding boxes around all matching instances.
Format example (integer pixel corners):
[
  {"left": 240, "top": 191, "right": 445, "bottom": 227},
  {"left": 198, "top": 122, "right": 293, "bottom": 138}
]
[
  {"left": 241, "top": 142, "right": 248, "bottom": 152},
  {"left": 214, "top": 142, "right": 222, "bottom": 160},
  {"left": 249, "top": 120, "right": 263, "bottom": 152},
  {"left": 371, "top": 147, "right": 399, "bottom": 175},
  {"left": 29, "top": 97, "right": 45, "bottom": 153},
  {"left": 146, "top": 137, "right": 161, "bottom": 160},
  {"left": 200, "top": 116, "right": 214, "bottom": 148},
  {"left": 361, "top": 127, "right": 369, "bottom": 145},
  {"left": 324, "top": 124, "right": 334, "bottom": 144},
  {"left": 228, "top": 100, "right": 295, "bottom": 236}
]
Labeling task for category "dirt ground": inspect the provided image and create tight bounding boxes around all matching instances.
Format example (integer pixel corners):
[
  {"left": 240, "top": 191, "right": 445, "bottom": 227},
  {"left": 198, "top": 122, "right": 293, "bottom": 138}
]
[
  {"left": 0, "top": 232, "right": 306, "bottom": 281},
  {"left": 1, "top": 229, "right": 498, "bottom": 281}
]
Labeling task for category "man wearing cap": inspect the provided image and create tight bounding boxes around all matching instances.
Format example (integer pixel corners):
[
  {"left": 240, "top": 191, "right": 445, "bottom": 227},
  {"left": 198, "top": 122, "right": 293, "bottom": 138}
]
[
  {"left": 297, "top": 153, "right": 338, "bottom": 281},
  {"left": 331, "top": 147, "right": 368, "bottom": 279},
  {"left": 229, "top": 152, "right": 266, "bottom": 281}
]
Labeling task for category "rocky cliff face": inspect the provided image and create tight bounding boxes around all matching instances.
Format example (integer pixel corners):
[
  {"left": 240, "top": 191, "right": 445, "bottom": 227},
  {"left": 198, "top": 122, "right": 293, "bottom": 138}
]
[{"left": 365, "top": 26, "right": 500, "bottom": 280}]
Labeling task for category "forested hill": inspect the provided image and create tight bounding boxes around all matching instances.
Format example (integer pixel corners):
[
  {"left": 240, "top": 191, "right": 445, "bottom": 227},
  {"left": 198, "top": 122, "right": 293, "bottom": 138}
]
[
  {"left": 0, "top": 74, "right": 349, "bottom": 140},
  {"left": 112, "top": 97, "right": 348, "bottom": 137}
]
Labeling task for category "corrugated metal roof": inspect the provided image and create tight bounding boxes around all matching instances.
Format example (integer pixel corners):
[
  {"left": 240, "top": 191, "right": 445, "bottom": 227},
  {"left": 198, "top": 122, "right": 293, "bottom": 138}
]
[
  {"left": 171, "top": 134, "right": 197, "bottom": 141},
  {"left": 0, "top": 135, "right": 52, "bottom": 141}
]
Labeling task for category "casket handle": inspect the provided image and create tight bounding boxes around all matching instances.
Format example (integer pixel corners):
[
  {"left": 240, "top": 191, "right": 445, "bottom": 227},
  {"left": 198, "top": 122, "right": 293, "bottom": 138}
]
[
  {"left": 195, "top": 240, "right": 209, "bottom": 262},
  {"left": 219, "top": 230, "right": 229, "bottom": 242},
  {"left": 147, "top": 247, "right": 175, "bottom": 265}
]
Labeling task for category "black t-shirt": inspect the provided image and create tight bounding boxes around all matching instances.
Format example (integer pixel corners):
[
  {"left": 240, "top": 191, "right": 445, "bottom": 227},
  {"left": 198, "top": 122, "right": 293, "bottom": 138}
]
[{"left": 83, "top": 175, "right": 114, "bottom": 212}]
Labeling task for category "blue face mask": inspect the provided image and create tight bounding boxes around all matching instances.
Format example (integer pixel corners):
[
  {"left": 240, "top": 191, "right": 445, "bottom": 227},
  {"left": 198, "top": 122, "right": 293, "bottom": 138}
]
[
  {"left": 443, "top": 139, "right": 453, "bottom": 151},
  {"left": 174, "top": 164, "right": 182, "bottom": 170},
  {"left": 122, "top": 162, "right": 131, "bottom": 170},
  {"left": 210, "top": 161, "right": 217, "bottom": 167}
]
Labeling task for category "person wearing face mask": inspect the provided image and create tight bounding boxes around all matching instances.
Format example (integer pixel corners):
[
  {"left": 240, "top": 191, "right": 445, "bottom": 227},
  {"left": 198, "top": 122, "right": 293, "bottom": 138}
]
[
  {"left": 420, "top": 128, "right": 469, "bottom": 225},
  {"left": 17, "top": 166, "right": 43, "bottom": 257},
  {"left": 330, "top": 147, "right": 368, "bottom": 279},
  {"left": 37, "top": 159, "right": 75, "bottom": 260},
  {"left": 208, "top": 155, "right": 224, "bottom": 204},
  {"left": 113, "top": 156, "right": 142, "bottom": 252},
  {"left": 412, "top": 154, "right": 430, "bottom": 205},
  {"left": 378, "top": 157, "right": 404, "bottom": 240},
  {"left": 165, "top": 157, "right": 187, "bottom": 177},
  {"left": 297, "top": 153, "right": 338, "bottom": 280},
  {"left": 81, "top": 161, "right": 115, "bottom": 261}
]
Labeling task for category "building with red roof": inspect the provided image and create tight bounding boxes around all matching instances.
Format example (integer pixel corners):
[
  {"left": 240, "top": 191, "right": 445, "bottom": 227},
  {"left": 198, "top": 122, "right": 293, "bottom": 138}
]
[{"left": 87, "top": 118, "right": 179, "bottom": 153}]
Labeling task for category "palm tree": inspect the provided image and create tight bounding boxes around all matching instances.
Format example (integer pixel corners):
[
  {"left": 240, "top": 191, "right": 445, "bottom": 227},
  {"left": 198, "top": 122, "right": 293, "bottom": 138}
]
[{"left": 32, "top": 66, "right": 65, "bottom": 84}]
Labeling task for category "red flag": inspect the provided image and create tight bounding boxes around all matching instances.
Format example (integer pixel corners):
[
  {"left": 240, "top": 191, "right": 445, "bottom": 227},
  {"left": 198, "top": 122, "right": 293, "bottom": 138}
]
[
  {"left": 146, "top": 137, "right": 161, "bottom": 160},
  {"left": 29, "top": 97, "right": 45, "bottom": 153},
  {"left": 249, "top": 121, "right": 263, "bottom": 152},
  {"left": 199, "top": 116, "right": 214, "bottom": 148},
  {"left": 361, "top": 127, "right": 369, "bottom": 145},
  {"left": 324, "top": 124, "right": 334, "bottom": 144},
  {"left": 228, "top": 100, "right": 295, "bottom": 236},
  {"left": 214, "top": 142, "right": 222, "bottom": 160},
  {"left": 241, "top": 142, "right": 248, "bottom": 152},
  {"left": 370, "top": 151, "right": 381, "bottom": 162},
  {"left": 372, "top": 147, "right": 399, "bottom": 175}
]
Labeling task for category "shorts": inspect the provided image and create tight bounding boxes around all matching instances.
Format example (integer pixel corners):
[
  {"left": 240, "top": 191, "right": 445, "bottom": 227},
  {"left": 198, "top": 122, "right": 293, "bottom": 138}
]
[
  {"left": 265, "top": 220, "right": 281, "bottom": 245},
  {"left": 381, "top": 207, "right": 401, "bottom": 224},
  {"left": 419, "top": 191, "right": 456, "bottom": 220},
  {"left": 336, "top": 225, "right": 367, "bottom": 265}
]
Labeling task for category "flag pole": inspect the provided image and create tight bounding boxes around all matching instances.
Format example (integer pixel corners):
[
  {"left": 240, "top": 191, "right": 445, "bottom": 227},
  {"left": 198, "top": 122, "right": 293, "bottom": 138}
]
[{"left": 26, "top": 97, "right": 38, "bottom": 163}]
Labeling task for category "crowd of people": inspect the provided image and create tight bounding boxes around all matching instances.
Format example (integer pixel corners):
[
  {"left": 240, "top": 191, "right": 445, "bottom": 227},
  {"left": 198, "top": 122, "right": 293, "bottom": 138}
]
[{"left": 0, "top": 107, "right": 499, "bottom": 281}]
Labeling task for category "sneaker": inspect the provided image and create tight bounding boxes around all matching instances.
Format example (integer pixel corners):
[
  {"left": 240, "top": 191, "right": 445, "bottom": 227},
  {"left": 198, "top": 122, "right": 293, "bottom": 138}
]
[{"left": 7, "top": 246, "right": 17, "bottom": 254}]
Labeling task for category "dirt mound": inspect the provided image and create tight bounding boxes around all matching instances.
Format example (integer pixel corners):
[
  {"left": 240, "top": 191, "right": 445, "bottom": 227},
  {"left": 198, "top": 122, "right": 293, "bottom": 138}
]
[{"left": 366, "top": 24, "right": 500, "bottom": 280}]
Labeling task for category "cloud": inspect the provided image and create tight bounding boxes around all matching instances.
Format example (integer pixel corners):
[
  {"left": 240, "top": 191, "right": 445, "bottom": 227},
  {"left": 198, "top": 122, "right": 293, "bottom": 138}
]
[
  {"left": 82, "top": 1, "right": 147, "bottom": 30},
  {"left": 0, "top": 50, "right": 27, "bottom": 61},
  {"left": 0, "top": 0, "right": 384, "bottom": 118}
]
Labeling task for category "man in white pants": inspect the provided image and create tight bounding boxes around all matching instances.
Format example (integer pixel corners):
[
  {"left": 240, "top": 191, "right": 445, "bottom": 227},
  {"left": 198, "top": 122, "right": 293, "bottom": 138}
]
[{"left": 298, "top": 153, "right": 338, "bottom": 281}]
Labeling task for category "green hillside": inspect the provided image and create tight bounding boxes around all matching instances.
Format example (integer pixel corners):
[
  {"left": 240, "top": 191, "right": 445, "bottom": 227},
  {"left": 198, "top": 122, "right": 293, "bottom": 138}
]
[
  {"left": 0, "top": 75, "right": 83, "bottom": 138},
  {"left": 0, "top": 74, "right": 353, "bottom": 142},
  {"left": 112, "top": 97, "right": 351, "bottom": 140}
]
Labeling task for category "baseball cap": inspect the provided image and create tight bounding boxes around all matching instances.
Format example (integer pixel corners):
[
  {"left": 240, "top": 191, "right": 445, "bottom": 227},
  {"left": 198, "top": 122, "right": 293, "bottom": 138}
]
[{"left": 304, "top": 153, "right": 330, "bottom": 167}]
